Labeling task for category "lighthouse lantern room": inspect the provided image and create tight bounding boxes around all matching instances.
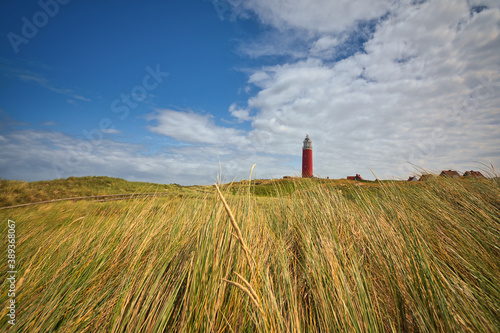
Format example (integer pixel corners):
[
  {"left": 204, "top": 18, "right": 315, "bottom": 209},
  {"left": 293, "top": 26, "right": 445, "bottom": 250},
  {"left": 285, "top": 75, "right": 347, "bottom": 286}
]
[{"left": 302, "top": 135, "right": 313, "bottom": 178}]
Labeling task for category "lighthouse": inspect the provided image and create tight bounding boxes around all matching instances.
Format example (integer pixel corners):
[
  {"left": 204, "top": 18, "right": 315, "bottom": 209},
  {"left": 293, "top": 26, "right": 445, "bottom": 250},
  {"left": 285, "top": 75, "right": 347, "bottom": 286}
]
[{"left": 302, "top": 134, "right": 313, "bottom": 178}]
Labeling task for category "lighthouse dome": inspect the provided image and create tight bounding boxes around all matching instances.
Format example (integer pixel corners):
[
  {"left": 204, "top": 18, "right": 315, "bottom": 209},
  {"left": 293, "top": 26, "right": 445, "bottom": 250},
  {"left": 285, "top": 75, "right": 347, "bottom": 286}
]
[{"left": 303, "top": 135, "right": 312, "bottom": 149}]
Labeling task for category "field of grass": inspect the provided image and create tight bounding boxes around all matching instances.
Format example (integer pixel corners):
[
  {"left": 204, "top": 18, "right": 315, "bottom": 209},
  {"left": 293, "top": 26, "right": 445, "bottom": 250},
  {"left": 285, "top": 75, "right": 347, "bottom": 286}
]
[
  {"left": 0, "top": 176, "right": 188, "bottom": 208},
  {"left": 0, "top": 175, "right": 499, "bottom": 332}
]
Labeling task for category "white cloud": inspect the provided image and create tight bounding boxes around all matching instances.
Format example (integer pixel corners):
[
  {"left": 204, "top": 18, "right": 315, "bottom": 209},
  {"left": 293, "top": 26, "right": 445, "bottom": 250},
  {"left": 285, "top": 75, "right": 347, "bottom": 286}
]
[
  {"left": 146, "top": 109, "right": 247, "bottom": 145},
  {"left": 40, "top": 121, "right": 57, "bottom": 126},
  {"left": 310, "top": 36, "right": 345, "bottom": 58},
  {"left": 101, "top": 128, "right": 121, "bottom": 134},
  {"left": 236, "top": 29, "right": 310, "bottom": 59},
  {"left": 73, "top": 95, "right": 91, "bottom": 102},
  {"left": 229, "top": 103, "right": 252, "bottom": 122},
  {"left": 227, "top": 0, "right": 392, "bottom": 33}
]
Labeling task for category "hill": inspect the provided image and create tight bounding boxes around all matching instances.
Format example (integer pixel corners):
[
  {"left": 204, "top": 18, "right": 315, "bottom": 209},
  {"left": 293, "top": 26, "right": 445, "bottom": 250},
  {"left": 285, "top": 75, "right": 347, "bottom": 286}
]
[
  {"left": 0, "top": 176, "right": 381, "bottom": 209},
  {"left": 0, "top": 176, "right": 185, "bottom": 208}
]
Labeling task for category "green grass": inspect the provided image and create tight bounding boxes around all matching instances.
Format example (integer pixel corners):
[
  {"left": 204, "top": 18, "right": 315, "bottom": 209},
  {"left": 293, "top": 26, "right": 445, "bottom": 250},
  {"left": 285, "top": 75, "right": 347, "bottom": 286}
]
[
  {"left": 0, "top": 176, "right": 499, "bottom": 332},
  {"left": 0, "top": 176, "right": 197, "bottom": 208}
]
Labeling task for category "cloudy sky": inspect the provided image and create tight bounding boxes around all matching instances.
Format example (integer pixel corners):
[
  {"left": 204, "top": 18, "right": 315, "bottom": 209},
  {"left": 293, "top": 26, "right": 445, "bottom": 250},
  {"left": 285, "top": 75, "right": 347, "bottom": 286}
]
[{"left": 1, "top": 0, "right": 499, "bottom": 185}]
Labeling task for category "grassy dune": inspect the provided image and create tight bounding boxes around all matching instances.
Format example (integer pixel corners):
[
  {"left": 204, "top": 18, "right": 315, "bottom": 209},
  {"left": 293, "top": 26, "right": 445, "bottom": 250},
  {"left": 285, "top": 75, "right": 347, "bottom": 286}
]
[
  {"left": 0, "top": 176, "right": 499, "bottom": 332},
  {"left": 0, "top": 176, "right": 204, "bottom": 208}
]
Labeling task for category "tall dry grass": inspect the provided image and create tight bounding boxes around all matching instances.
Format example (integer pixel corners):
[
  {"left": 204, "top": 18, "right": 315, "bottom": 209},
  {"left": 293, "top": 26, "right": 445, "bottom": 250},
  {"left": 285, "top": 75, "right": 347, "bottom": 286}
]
[{"left": 0, "top": 176, "right": 499, "bottom": 332}]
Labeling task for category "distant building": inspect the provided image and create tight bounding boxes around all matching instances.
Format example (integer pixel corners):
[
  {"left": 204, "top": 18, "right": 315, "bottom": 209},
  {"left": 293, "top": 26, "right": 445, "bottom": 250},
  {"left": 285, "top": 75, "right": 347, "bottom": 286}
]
[
  {"left": 407, "top": 176, "right": 418, "bottom": 181},
  {"left": 419, "top": 174, "right": 435, "bottom": 181},
  {"left": 347, "top": 174, "right": 364, "bottom": 181},
  {"left": 440, "top": 170, "right": 460, "bottom": 178},
  {"left": 463, "top": 170, "right": 485, "bottom": 178}
]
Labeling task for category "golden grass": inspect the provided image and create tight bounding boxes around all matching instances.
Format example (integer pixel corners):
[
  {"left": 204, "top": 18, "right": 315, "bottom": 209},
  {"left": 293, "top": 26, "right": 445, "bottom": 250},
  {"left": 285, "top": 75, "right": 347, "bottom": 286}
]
[{"left": 0, "top": 176, "right": 499, "bottom": 332}]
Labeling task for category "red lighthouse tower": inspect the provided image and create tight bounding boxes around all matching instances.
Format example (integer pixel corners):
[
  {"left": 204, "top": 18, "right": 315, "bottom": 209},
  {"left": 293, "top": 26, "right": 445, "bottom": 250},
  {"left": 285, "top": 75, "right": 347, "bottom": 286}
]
[{"left": 302, "top": 134, "right": 313, "bottom": 178}]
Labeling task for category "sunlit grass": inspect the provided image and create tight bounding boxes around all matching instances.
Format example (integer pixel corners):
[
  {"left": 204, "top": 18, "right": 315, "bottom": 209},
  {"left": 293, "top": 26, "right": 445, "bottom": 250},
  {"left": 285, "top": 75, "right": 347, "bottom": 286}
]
[
  {"left": 0, "top": 176, "right": 499, "bottom": 332},
  {"left": 0, "top": 176, "right": 187, "bottom": 207}
]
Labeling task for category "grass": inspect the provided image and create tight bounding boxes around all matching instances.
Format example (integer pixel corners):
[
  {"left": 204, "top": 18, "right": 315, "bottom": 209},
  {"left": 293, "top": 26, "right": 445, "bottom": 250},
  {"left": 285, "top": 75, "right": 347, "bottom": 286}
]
[
  {"left": 0, "top": 175, "right": 499, "bottom": 332},
  {"left": 0, "top": 176, "right": 200, "bottom": 208}
]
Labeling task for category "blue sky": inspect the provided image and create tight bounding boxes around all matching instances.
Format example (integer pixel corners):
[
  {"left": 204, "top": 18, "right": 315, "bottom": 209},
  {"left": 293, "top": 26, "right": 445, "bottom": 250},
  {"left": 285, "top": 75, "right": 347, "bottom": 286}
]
[{"left": 1, "top": 0, "right": 499, "bottom": 184}]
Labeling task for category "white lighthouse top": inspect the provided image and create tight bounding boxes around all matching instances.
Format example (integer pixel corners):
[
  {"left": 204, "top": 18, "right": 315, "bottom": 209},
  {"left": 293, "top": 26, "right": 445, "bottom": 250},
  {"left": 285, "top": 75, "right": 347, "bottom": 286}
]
[{"left": 303, "top": 134, "right": 312, "bottom": 149}]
